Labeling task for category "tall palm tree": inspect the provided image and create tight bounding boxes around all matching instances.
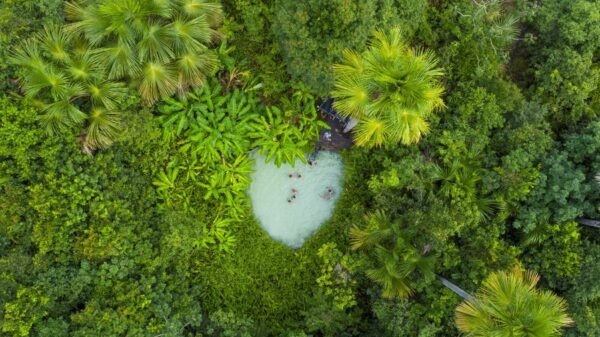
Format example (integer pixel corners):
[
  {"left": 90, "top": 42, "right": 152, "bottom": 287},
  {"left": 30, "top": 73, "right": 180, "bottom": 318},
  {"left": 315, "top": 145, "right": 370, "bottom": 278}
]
[
  {"left": 332, "top": 27, "right": 445, "bottom": 147},
  {"left": 455, "top": 266, "right": 573, "bottom": 337},
  {"left": 64, "top": 0, "right": 223, "bottom": 105},
  {"left": 350, "top": 211, "right": 436, "bottom": 298}
]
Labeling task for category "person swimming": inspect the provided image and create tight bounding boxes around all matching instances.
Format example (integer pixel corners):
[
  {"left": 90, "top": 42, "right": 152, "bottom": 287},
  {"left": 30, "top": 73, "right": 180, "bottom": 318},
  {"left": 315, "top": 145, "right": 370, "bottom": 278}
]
[{"left": 321, "top": 186, "right": 335, "bottom": 200}]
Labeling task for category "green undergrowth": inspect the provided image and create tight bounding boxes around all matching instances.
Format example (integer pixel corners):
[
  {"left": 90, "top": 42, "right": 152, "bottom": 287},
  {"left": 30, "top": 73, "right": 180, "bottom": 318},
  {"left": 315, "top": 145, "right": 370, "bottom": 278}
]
[{"left": 196, "top": 150, "right": 362, "bottom": 332}]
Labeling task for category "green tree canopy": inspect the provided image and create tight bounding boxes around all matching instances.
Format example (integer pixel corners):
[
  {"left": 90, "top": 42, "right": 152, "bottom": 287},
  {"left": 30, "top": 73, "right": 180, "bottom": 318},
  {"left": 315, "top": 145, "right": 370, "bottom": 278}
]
[
  {"left": 332, "top": 28, "right": 444, "bottom": 147},
  {"left": 455, "top": 266, "right": 573, "bottom": 337},
  {"left": 65, "top": 0, "right": 223, "bottom": 105}
]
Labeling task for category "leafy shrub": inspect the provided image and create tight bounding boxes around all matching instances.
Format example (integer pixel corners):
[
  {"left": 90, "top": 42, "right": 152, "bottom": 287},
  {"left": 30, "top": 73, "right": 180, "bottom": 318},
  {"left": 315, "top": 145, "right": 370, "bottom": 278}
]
[
  {"left": 251, "top": 89, "right": 328, "bottom": 166},
  {"left": 315, "top": 242, "right": 359, "bottom": 311},
  {"left": 523, "top": 0, "right": 600, "bottom": 126},
  {"left": 521, "top": 222, "right": 583, "bottom": 290},
  {"left": 432, "top": 0, "right": 518, "bottom": 83}
]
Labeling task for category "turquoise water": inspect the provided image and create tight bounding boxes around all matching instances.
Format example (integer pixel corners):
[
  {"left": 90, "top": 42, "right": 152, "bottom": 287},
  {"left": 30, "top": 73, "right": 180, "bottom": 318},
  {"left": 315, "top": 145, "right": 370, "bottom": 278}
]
[{"left": 248, "top": 151, "right": 343, "bottom": 248}]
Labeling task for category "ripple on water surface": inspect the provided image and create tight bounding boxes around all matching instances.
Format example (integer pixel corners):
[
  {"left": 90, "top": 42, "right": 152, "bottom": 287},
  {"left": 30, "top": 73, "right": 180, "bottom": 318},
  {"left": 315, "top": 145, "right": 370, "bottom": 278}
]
[{"left": 248, "top": 151, "right": 343, "bottom": 248}]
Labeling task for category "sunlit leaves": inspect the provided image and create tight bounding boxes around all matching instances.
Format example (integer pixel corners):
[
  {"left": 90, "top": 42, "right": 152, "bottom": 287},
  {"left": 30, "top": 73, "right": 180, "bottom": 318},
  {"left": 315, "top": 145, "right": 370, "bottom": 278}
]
[
  {"left": 250, "top": 106, "right": 308, "bottom": 167},
  {"left": 332, "top": 27, "right": 444, "bottom": 147},
  {"left": 455, "top": 266, "right": 573, "bottom": 337},
  {"left": 250, "top": 88, "right": 327, "bottom": 167}
]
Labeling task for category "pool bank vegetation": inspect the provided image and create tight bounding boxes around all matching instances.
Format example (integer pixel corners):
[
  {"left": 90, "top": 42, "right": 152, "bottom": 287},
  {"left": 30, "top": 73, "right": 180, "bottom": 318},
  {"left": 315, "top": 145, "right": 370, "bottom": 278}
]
[{"left": 0, "top": 0, "right": 599, "bottom": 336}]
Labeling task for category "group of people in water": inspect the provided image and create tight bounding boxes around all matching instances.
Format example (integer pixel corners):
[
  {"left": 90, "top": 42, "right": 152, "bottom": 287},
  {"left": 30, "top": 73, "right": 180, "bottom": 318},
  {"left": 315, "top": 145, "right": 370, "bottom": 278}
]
[
  {"left": 287, "top": 153, "right": 335, "bottom": 204},
  {"left": 285, "top": 158, "right": 335, "bottom": 203},
  {"left": 286, "top": 185, "right": 335, "bottom": 203}
]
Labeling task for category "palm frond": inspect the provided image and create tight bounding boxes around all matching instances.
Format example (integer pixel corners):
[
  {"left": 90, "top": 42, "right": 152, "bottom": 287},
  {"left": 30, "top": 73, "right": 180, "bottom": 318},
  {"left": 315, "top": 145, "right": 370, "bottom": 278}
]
[
  {"left": 175, "top": 51, "right": 217, "bottom": 93},
  {"left": 180, "top": 0, "right": 223, "bottom": 26},
  {"left": 139, "top": 62, "right": 178, "bottom": 105},
  {"left": 95, "top": 41, "right": 141, "bottom": 79},
  {"left": 137, "top": 23, "right": 175, "bottom": 63},
  {"left": 40, "top": 24, "right": 72, "bottom": 63},
  {"left": 10, "top": 39, "right": 46, "bottom": 69},
  {"left": 66, "top": 48, "right": 104, "bottom": 81},
  {"left": 88, "top": 80, "right": 128, "bottom": 110},
  {"left": 40, "top": 99, "right": 87, "bottom": 135},
  {"left": 84, "top": 107, "right": 122, "bottom": 150},
  {"left": 166, "top": 16, "right": 215, "bottom": 54},
  {"left": 96, "top": 0, "right": 143, "bottom": 44},
  {"left": 385, "top": 109, "right": 429, "bottom": 145},
  {"left": 349, "top": 224, "right": 391, "bottom": 250},
  {"left": 65, "top": 2, "right": 108, "bottom": 46},
  {"left": 353, "top": 117, "right": 386, "bottom": 147}
]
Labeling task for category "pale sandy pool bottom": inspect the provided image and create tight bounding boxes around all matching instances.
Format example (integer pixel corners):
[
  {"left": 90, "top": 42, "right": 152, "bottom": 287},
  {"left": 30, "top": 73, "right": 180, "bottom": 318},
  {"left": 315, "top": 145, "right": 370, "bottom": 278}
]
[{"left": 248, "top": 151, "right": 343, "bottom": 248}]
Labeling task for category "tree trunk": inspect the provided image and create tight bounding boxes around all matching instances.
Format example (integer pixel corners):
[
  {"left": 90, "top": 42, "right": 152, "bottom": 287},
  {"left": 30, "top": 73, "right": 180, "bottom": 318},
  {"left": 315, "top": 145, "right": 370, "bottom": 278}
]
[
  {"left": 577, "top": 218, "right": 600, "bottom": 229},
  {"left": 436, "top": 274, "right": 475, "bottom": 301}
]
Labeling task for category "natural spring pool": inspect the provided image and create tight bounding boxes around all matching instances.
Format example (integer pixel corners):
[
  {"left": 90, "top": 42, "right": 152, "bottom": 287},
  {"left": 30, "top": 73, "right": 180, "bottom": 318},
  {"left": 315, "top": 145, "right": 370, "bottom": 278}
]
[{"left": 248, "top": 151, "right": 344, "bottom": 248}]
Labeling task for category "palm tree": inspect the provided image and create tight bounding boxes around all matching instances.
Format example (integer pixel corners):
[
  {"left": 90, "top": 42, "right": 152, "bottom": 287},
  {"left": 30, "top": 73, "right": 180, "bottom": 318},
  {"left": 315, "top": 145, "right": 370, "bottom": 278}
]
[
  {"left": 64, "top": 0, "right": 223, "bottom": 105},
  {"left": 13, "top": 1, "right": 222, "bottom": 150},
  {"left": 11, "top": 24, "right": 126, "bottom": 151},
  {"left": 331, "top": 27, "right": 445, "bottom": 147},
  {"left": 455, "top": 266, "right": 573, "bottom": 337},
  {"left": 350, "top": 211, "right": 436, "bottom": 298}
]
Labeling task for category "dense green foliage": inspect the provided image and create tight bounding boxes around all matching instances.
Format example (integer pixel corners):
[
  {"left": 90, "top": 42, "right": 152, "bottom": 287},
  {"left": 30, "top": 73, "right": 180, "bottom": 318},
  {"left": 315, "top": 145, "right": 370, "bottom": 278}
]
[
  {"left": 11, "top": 0, "right": 224, "bottom": 151},
  {"left": 2, "top": 0, "right": 600, "bottom": 336},
  {"left": 65, "top": 0, "right": 224, "bottom": 105}
]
